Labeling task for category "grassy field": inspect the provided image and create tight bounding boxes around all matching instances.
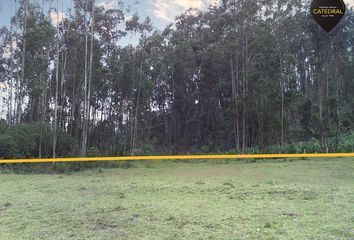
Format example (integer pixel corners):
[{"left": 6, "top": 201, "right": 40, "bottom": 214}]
[{"left": 0, "top": 158, "right": 353, "bottom": 240}]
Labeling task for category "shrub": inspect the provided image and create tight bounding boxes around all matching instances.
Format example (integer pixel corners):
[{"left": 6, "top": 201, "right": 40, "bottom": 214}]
[
  {"left": 86, "top": 147, "right": 101, "bottom": 157},
  {"left": 131, "top": 144, "right": 156, "bottom": 156},
  {"left": 141, "top": 144, "right": 156, "bottom": 155},
  {"left": 0, "top": 134, "right": 16, "bottom": 159},
  {"left": 301, "top": 139, "right": 321, "bottom": 153},
  {"left": 337, "top": 132, "right": 354, "bottom": 152},
  {"left": 0, "top": 123, "right": 77, "bottom": 159},
  {"left": 244, "top": 147, "right": 262, "bottom": 154}
]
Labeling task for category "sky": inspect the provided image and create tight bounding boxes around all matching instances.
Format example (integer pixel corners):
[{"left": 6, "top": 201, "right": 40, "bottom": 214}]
[
  {"left": 0, "top": 0, "right": 218, "bottom": 29},
  {"left": 0, "top": 0, "right": 220, "bottom": 47},
  {"left": 0, "top": 0, "right": 353, "bottom": 32}
]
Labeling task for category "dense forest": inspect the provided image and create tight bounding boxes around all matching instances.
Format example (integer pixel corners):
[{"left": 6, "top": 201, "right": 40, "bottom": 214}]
[{"left": 0, "top": 0, "right": 353, "bottom": 159}]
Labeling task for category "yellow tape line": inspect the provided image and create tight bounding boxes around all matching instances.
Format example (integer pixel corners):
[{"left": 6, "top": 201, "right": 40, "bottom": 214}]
[{"left": 0, "top": 153, "right": 353, "bottom": 164}]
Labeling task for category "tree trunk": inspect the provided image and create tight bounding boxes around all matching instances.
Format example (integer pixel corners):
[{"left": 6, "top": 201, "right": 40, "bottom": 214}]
[
  {"left": 280, "top": 54, "right": 284, "bottom": 147},
  {"left": 17, "top": 1, "right": 28, "bottom": 124},
  {"left": 81, "top": 0, "right": 89, "bottom": 156},
  {"left": 8, "top": 2, "right": 14, "bottom": 125},
  {"left": 53, "top": 0, "right": 60, "bottom": 158},
  {"left": 230, "top": 52, "right": 240, "bottom": 152},
  {"left": 87, "top": 1, "right": 95, "bottom": 146}
]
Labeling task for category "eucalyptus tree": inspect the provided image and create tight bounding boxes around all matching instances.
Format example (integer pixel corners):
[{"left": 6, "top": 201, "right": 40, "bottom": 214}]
[{"left": 9, "top": 1, "right": 55, "bottom": 124}]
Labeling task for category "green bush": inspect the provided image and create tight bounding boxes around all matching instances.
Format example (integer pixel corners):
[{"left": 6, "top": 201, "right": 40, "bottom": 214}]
[
  {"left": 337, "top": 132, "right": 354, "bottom": 152},
  {"left": 0, "top": 123, "right": 77, "bottom": 159},
  {"left": 244, "top": 147, "right": 262, "bottom": 154},
  {"left": 301, "top": 139, "right": 321, "bottom": 153},
  {"left": 86, "top": 147, "right": 101, "bottom": 157},
  {"left": 141, "top": 144, "right": 156, "bottom": 155},
  {"left": 265, "top": 133, "right": 352, "bottom": 154},
  {"left": 131, "top": 144, "right": 156, "bottom": 156},
  {"left": 0, "top": 134, "right": 16, "bottom": 159},
  {"left": 0, "top": 123, "right": 77, "bottom": 173}
]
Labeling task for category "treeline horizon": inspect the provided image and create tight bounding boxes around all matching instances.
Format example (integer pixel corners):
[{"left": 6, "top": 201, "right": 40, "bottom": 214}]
[{"left": 0, "top": 0, "right": 353, "bottom": 159}]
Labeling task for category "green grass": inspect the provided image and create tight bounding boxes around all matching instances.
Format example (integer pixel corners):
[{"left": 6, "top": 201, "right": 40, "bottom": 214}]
[{"left": 0, "top": 158, "right": 353, "bottom": 239}]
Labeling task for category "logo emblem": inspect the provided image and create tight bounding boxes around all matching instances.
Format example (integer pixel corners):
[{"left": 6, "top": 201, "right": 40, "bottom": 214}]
[{"left": 311, "top": 0, "right": 346, "bottom": 32}]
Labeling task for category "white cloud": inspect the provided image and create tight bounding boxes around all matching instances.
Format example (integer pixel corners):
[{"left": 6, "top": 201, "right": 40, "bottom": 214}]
[
  {"left": 154, "top": 0, "right": 353, "bottom": 22},
  {"left": 0, "top": 82, "right": 7, "bottom": 89},
  {"left": 49, "top": 11, "right": 65, "bottom": 26},
  {"left": 345, "top": 0, "right": 354, "bottom": 8},
  {"left": 97, "top": 0, "right": 117, "bottom": 10},
  {"left": 153, "top": 0, "right": 219, "bottom": 22}
]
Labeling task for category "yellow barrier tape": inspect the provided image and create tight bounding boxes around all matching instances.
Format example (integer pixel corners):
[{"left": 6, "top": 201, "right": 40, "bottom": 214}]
[{"left": 0, "top": 153, "right": 353, "bottom": 164}]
